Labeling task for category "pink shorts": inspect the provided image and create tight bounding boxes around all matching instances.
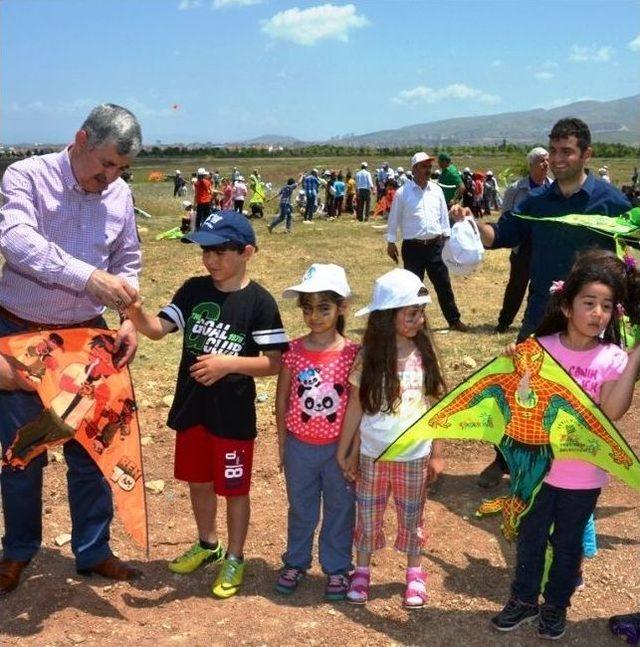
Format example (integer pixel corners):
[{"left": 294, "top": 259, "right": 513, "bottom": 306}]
[{"left": 174, "top": 424, "right": 254, "bottom": 496}]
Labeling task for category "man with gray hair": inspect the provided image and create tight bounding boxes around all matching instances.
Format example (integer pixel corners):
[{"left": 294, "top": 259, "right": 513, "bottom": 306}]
[
  {"left": 494, "top": 146, "right": 551, "bottom": 334},
  {"left": 0, "top": 103, "right": 143, "bottom": 594}
]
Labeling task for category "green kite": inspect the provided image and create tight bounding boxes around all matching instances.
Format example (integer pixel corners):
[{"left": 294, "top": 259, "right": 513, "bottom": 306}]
[
  {"left": 377, "top": 337, "right": 640, "bottom": 539},
  {"left": 515, "top": 207, "right": 640, "bottom": 242},
  {"left": 516, "top": 208, "right": 640, "bottom": 348}
]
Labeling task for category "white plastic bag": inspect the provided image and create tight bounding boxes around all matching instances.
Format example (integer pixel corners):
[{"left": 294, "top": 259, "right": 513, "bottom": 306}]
[{"left": 442, "top": 216, "right": 484, "bottom": 276}]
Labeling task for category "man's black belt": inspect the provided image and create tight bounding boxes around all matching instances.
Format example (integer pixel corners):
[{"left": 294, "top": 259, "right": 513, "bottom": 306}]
[{"left": 404, "top": 235, "right": 444, "bottom": 245}]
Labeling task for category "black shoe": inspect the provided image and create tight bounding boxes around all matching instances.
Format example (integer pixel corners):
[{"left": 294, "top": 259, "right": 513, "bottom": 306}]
[
  {"left": 538, "top": 603, "right": 566, "bottom": 640},
  {"left": 449, "top": 320, "right": 469, "bottom": 333},
  {"left": 491, "top": 597, "right": 539, "bottom": 632},
  {"left": 478, "top": 459, "right": 506, "bottom": 488},
  {"left": 494, "top": 324, "right": 509, "bottom": 334}
]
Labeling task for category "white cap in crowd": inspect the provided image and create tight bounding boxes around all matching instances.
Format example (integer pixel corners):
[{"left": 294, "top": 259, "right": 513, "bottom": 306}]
[
  {"left": 181, "top": 200, "right": 192, "bottom": 209},
  {"left": 176, "top": 170, "right": 181, "bottom": 174},
  {"left": 361, "top": 162, "right": 368, "bottom": 168},
  {"left": 283, "top": 263, "right": 351, "bottom": 298},
  {"left": 356, "top": 268, "right": 431, "bottom": 316},
  {"left": 410, "top": 152, "right": 437, "bottom": 168},
  {"left": 197, "top": 167, "right": 207, "bottom": 175}
]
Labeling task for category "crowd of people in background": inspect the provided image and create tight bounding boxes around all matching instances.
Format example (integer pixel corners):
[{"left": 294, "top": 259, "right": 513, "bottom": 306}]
[
  {"left": 170, "top": 156, "right": 637, "bottom": 236},
  {"left": 171, "top": 155, "right": 516, "bottom": 232}
]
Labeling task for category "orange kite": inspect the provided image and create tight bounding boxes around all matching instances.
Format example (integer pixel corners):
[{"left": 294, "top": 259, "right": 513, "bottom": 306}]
[{"left": 0, "top": 328, "right": 148, "bottom": 552}]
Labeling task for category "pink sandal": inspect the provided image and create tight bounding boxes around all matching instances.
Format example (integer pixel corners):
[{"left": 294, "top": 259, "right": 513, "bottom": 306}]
[
  {"left": 404, "top": 569, "right": 427, "bottom": 609},
  {"left": 346, "top": 568, "right": 370, "bottom": 605}
]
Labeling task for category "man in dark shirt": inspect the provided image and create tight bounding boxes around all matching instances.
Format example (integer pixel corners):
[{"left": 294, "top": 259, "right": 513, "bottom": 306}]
[{"left": 452, "top": 117, "right": 632, "bottom": 487}]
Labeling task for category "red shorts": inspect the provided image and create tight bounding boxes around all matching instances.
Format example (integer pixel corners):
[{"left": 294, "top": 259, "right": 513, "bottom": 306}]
[{"left": 174, "top": 425, "right": 254, "bottom": 496}]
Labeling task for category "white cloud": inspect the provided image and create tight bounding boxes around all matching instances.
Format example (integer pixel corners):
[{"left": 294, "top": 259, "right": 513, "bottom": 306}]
[
  {"left": 534, "top": 71, "right": 554, "bottom": 81},
  {"left": 213, "top": 0, "right": 261, "bottom": 8},
  {"left": 177, "top": 0, "right": 201, "bottom": 9},
  {"left": 261, "top": 4, "right": 369, "bottom": 46},
  {"left": 629, "top": 33, "right": 640, "bottom": 51},
  {"left": 392, "top": 83, "right": 501, "bottom": 106},
  {"left": 569, "top": 44, "right": 614, "bottom": 62}
]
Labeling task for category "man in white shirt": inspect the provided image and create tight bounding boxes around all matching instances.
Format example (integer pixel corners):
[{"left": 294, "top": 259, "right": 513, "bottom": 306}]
[
  {"left": 355, "top": 162, "right": 374, "bottom": 222},
  {"left": 386, "top": 152, "right": 468, "bottom": 332}
]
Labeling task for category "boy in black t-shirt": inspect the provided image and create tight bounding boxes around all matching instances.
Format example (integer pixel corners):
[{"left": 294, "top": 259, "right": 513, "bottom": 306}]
[{"left": 127, "top": 210, "right": 288, "bottom": 599}]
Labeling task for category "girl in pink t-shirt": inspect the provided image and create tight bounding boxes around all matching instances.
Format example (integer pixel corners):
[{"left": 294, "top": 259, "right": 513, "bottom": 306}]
[
  {"left": 274, "top": 264, "right": 359, "bottom": 601},
  {"left": 493, "top": 249, "right": 640, "bottom": 640}
]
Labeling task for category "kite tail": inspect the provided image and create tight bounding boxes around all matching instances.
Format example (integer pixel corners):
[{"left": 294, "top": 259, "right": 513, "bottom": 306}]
[{"left": 498, "top": 436, "right": 552, "bottom": 539}]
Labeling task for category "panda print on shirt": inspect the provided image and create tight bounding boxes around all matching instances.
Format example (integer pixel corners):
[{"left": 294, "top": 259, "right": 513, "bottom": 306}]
[
  {"left": 283, "top": 338, "right": 359, "bottom": 444},
  {"left": 296, "top": 368, "right": 345, "bottom": 423}
]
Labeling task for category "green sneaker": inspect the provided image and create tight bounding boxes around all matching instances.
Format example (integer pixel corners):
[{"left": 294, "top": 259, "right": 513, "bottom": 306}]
[
  {"left": 212, "top": 556, "right": 245, "bottom": 599},
  {"left": 168, "top": 541, "right": 224, "bottom": 574}
]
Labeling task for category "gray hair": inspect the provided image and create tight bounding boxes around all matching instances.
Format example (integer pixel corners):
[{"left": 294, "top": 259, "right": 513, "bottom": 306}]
[
  {"left": 80, "top": 103, "right": 142, "bottom": 156},
  {"left": 527, "top": 146, "right": 548, "bottom": 166}
]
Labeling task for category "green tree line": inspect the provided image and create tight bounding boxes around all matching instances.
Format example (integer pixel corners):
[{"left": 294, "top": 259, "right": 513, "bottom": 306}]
[{"left": 137, "top": 141, "right": 639, "bottom": 159}]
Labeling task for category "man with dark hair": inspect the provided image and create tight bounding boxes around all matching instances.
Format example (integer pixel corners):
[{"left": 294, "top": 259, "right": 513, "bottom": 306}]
[
  {"left": 549, "top": 116, "right": 592, "bottom": 152},
  {"left": 452, "top": 117, "right": 631, "bottom": 490},
  {"left": 437, "top": 152, "right": 465, "bottom": 207},
  {"left": 0, "top": 103, "right": 143, "bottom": 595}
]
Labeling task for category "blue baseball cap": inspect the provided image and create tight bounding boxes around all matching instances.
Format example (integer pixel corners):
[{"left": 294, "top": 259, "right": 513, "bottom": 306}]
[{"left": 182, "top": 210, "right": 256, "bottom": 247}]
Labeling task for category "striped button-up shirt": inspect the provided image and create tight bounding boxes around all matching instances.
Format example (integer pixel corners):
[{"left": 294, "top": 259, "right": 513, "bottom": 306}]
[{"left": 0, "top": 148, "right": 141, "bottom": 324}]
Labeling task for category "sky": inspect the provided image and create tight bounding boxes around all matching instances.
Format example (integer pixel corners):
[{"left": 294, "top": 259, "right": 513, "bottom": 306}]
[{"left": 2, "top": 0, "right": 639, "bottom": 145}]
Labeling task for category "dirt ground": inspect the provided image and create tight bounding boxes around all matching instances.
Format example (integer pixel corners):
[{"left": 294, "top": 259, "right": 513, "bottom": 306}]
[{"left": 2, "top": 399, "right": 640, "bottom": 647}]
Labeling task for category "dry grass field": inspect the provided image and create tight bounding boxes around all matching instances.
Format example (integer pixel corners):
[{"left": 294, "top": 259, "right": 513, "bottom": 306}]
[{"left": 2, "top": 155, "right": 640, "bottom": 647}]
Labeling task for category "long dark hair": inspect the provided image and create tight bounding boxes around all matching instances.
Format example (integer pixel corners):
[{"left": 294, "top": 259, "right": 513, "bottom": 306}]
[
  {"left": 535, "top": 249, "right": 640, "bottom": 344},
  {"left": 298, "top": 291, "right": 346, "bottom": 335},
  {"left": 359, "top": 308, "right": 446, "bottom": 415}
]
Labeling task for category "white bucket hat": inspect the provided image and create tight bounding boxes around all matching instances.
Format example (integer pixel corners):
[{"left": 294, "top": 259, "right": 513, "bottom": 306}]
[
  {"left": 197, "top": 167, "right": 207, "bottom": 175},
  {"left": 355, "top": 268, "right": 431, "bottom": 316},
  {"left": 283, "top": 263, "right": 351, "bottom": 298}
]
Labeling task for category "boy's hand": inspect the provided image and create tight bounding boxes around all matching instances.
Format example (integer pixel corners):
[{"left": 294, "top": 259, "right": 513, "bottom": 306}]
[{"left": 190, "top": 354, "right": 233, "bottom": 386}]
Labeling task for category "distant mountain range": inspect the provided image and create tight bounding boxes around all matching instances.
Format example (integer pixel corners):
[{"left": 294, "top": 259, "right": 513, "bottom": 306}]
[{"left": 243, "top": 95, "right": 640, "bottom": 147}]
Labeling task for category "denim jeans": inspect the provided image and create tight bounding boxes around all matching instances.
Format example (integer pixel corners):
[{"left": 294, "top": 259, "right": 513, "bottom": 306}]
[
  {"left": 283, "top": 434, "right": 354, "bottom": 574},
  {"left": 270, "top": 203, "right": 292, "bottom": 231},
  {"left": 304, "top": 192, "right": 316, "bottom": 221},
  {"left": 0, "top": 314, "right": 114, "bottom": 569},
  {"left": 511, "top": 482, "right": 600, "bottom": 608}
]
